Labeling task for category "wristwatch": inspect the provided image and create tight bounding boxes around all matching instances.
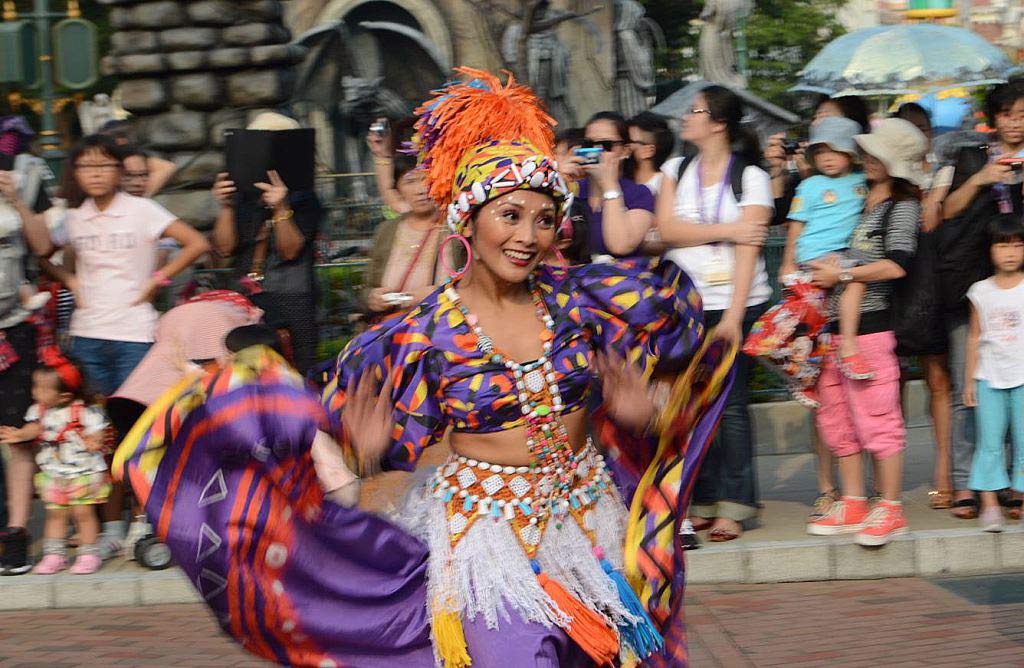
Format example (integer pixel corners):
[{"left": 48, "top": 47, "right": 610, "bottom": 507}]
[
  {"left": 839, "top": 271, "right": 854, "bottom": 284},
  {"left": 602, "top": 190, "right": 623, "bottom": 201}
]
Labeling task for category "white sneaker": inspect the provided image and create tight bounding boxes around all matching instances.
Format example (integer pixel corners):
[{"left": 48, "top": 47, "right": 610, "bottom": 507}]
[{"left": 124, "top": 518, "right": 152, "bottom": 560}]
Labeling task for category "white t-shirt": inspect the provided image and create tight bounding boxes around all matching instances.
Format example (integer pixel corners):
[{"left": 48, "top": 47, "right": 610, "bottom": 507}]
[
  {"left": 660, "top": 157, "right": 773, "bottom": 311},
  {"left": 968, "top": 276, "right": 1024, "bottom": 389},
  {"left": 65, "top": 192, "right": 177, "bottom": 343},
  {"left": 643, "top": 173, "right": 664, "bottom": 197}
]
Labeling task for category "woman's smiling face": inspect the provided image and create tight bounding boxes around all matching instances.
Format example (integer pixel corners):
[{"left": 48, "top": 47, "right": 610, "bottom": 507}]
[{"left": 467, "top": 190, "right": 558, "bottom": 284}]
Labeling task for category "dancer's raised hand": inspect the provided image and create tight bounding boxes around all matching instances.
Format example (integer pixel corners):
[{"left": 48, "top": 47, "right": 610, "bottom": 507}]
[
  {"left": 595, "top": 350, "right": 656, "bottom": 434},
  {"left": 341, "top": 371, "right": 395, "bottom": 475}
]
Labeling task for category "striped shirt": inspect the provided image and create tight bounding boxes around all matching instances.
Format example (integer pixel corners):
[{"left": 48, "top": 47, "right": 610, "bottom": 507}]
[{"left": 829, "top": 199, "right": 920, "bottom": 334}]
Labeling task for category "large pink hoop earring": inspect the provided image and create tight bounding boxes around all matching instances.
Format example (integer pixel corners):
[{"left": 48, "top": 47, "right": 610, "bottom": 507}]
[{"left": 441, "top": 234, "right": 472, "bottom": 280}]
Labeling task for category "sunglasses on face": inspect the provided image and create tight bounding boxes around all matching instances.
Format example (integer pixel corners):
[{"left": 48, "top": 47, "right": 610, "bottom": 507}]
[{"left": 581, "top": 139, "right": 625, "bottom": 151}]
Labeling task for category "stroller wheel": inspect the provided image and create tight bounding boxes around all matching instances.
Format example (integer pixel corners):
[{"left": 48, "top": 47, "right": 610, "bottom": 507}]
[{"left": 136, "top": 536, "right": 173, "bottom": 570}]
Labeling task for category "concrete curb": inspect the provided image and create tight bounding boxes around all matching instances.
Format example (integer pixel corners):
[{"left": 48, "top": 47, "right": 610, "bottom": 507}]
[
  {"left": 2, "top": 526, "right": 1021, "bottom": 610},
  {"left": 0, "top": 567, "right": 200, "bottom": 611},
  {"left": 687, "top": 526, "right": 1024, "bottom": 584}
]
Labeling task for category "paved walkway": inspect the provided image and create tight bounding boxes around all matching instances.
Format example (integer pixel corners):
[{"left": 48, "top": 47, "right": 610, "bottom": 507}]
[
  {"left": 1, "top": 574, "right": 1021, "bottom": 667},
  {"left": 687, "top": 574, "right": 1024, "bottom": 667}
]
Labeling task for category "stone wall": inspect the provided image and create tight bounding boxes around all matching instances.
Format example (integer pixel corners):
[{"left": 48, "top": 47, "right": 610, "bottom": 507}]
[{"left": 99, "top": 0, "right": 306, "bottom": 228}]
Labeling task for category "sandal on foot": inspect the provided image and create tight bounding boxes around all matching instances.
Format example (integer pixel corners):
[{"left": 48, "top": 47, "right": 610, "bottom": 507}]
[
  {"left": 838, "top": 353, "right": 875, "bottom": 380},
  {"left": 688, "top": 516, "right": 713, "bottom": 532},
  {"left": 950, "top": 497, "right": 979, "bottom": 519},
  {"left": 928, "top": 489, "right": 953, "bottom": 510},
  {"left": 808, "top": 488, "right": 839, "bottom": 522},
  {"left": 708, "top": 527, "right": 741, "bottom": 542},
  {"left": 1003, "top": 499, "right": 1022, "bottom": 521}
]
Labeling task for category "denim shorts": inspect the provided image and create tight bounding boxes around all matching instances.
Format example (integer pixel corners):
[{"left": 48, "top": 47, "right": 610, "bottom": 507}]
[{"left": 70, "top": 336, "right": 152, "bottom": 397}]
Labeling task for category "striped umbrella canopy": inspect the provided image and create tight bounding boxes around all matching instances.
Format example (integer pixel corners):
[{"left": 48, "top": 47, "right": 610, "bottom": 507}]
[{"left": 791, "top": 24, "right": 1017, "bottom": 98}]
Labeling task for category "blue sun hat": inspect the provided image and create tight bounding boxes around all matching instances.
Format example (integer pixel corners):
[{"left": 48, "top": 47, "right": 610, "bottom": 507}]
[{"left": 806, "top": 116, "right": 862, "bottom": 163}]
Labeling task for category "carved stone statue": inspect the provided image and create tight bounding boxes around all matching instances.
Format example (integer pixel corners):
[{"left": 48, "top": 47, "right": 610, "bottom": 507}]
[
  {"left": 614, "top": 0, "right": 665, "bottom": 118},
  {"left": 76, "top": 94, "right": 120, "bottom": 136},
  {"left": 501, "top": 6, "right": 575, "bottom": 125},
  {"left": 698, "top": 0, "right": 751, "bottom": 88}
]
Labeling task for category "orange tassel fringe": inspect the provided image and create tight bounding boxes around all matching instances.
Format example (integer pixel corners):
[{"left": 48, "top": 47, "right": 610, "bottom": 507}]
[{"left": 535, "top": 571, "right": 619, "bottom": 667}]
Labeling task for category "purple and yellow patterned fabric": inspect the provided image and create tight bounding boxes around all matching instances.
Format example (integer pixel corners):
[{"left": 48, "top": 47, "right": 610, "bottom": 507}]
[
  {"left": 114, "top": 259, "right": 730, "bottom": 668},
  {"left": 113, "top": 348, "right": 435, "bottom": 668},
  {"left": 321, "top": 258, "right": 704, "bottom": 471}
]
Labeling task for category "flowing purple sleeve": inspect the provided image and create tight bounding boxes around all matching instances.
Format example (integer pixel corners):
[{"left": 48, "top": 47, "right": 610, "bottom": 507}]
[
  {"left": 563, "top": 257, "right": 704, "bottom": 375},
  {"left": 322, "top": 300, "right": 447, "bottom": 472}
]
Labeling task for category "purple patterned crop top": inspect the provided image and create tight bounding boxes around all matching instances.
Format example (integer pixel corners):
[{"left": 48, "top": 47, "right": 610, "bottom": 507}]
[{"left": 323, "top": 258, "right": 704, "bottom": 471}]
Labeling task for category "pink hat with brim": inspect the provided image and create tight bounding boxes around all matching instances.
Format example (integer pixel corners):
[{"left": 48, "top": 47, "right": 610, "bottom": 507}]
[{"left": 111, "top": 298, "right": 262, "bottom": 407}]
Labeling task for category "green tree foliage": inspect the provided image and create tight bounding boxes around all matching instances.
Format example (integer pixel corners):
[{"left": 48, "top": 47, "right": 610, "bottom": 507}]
[
  {"left": 640, "top": 0, "right": 846, "bottom": 105},
  {"left": 745, "top": 0, "right": 846, "bottom": 102}
]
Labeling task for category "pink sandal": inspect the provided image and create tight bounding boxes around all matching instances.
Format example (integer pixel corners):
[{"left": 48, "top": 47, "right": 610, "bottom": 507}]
[
  {"left": 32, "top": 553, "right": 67, "bottom": 575},
  {"left": 69, "top": 553, "right": 102, "bottom": 575}
]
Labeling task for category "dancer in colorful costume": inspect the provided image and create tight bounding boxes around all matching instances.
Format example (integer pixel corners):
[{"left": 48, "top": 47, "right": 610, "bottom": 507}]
[{"left": 114, "top": 68, "right": 735, "bottom": 668}]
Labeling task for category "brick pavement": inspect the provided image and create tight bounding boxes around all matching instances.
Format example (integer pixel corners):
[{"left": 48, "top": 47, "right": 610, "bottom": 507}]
[
  {"left": 0, "top": 575, "right": 1022, "bottom": 667},
  {"left": 687, "top": 575, "right": 1024, "bottom": 667}
]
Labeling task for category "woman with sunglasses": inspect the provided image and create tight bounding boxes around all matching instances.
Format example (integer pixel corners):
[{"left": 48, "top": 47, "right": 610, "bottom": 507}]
[
  {"left": 569, "top": 111, "right": 657, "bottom": 260},
  {"left": 654, "top": 85, "right": 773, "bottom": 542}
]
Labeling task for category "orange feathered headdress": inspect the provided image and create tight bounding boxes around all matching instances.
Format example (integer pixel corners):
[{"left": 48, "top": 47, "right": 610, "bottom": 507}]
[{"left": 413, "top": 68, "right": 571, "bottom": 234}]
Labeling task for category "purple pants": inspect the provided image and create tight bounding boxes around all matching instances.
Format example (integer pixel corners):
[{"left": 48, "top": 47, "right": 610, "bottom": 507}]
[{"left": 462, "top": 611, "right": 592, "bottom": 668}]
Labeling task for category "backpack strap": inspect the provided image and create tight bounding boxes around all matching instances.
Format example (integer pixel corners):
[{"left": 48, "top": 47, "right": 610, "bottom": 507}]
[{"left": 675, "top": 154, "right": 747, "bottom": 202}]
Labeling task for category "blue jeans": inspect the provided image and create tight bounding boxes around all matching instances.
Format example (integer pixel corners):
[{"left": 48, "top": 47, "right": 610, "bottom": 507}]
[
  {"left": 968, "top": 380, "right": 1024, "bottom": 492},
  {"left": 691, "top": 303, "right": 767, "bottom": 523},
  {"left": 70, "top": 337, "right": 152, "bottom": 397}
]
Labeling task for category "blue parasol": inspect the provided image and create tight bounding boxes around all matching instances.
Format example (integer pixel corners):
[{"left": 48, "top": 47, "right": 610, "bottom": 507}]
[{"left": 791, "top": 24, "right": 1017, "bottom": 97}]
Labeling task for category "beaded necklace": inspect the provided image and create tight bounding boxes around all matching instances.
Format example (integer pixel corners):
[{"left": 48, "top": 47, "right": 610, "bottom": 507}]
[{"left": 443, "top": 279, "right": 578, "bottom": 521}]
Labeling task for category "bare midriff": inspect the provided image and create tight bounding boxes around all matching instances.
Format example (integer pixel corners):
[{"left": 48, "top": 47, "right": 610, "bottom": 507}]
[{"left": 449, "top": 406, "right": 589, "bottom": 466}]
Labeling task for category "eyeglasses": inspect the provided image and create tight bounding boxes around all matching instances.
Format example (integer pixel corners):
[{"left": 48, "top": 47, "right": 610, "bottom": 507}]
[
  {"left": 686, "top": 108, "right": 712, "bottom": 116},
  {"left": 122, "top": 171, "right": 149, "bottom": 180},
  {"left": 581, "top": 139, "right": 625, "bottom": 151},
  {"left": 75, "top": 163, "right": 120, "bottom": 173}
]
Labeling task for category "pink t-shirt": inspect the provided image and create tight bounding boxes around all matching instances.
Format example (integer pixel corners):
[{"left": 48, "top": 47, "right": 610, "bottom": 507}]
[{"left": 67, "top": 192, "right": 178, "bottom": 343}]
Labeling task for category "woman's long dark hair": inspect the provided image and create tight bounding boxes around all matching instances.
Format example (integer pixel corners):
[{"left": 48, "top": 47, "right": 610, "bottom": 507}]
[
  {"left": 701, "top": 85, "right": 762, "bottom": 166},
  {"left": 61, "top": 134, "right": 124, "bottom": 208},
  {"left": 890, "top": 177, "right": 921, "bottom": 203}
]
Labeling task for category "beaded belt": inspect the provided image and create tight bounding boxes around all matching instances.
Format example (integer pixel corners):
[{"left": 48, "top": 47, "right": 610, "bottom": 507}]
[{"left": 429, "top": 440, "right": 614, "bottom": 558}]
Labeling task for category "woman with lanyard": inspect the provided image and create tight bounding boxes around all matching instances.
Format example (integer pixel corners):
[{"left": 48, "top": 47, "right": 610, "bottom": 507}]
[{"left": 655, "top": 85, "right": 773, "bottom": 542}]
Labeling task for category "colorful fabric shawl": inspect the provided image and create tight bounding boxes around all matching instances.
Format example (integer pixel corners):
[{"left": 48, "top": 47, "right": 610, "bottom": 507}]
[{"left": 113, "top": 258, "right": 735, "bottom": 668}]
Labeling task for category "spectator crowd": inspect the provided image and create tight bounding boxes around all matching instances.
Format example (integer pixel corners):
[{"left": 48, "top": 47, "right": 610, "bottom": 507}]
[{"left": 0, "top": 78, "right": 1022, "bottom": 574}]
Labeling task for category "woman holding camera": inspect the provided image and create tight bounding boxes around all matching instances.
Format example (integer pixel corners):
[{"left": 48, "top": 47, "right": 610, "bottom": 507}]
[
  {"left": 654, "top": 85, "right": 773, "bottom": 541},
  {"left": 573, "top": 111, "right": 656, "bottom": 259}
]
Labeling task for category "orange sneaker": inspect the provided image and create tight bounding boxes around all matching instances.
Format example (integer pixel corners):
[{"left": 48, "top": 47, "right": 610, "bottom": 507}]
[
  {"left": 807, "top": 497, "right": 869, "bottom": 535},
  {"left": 856, "top": 500, "right": 908, "bottom": 546}
]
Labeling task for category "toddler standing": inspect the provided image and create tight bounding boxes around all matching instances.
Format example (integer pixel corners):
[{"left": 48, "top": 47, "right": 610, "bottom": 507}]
[
  {"left": 964, "top": 215, "right": 1024, "bottom": 532},
  {"left": 0, "top": 356, "right": 111, "bottom": 574}
]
